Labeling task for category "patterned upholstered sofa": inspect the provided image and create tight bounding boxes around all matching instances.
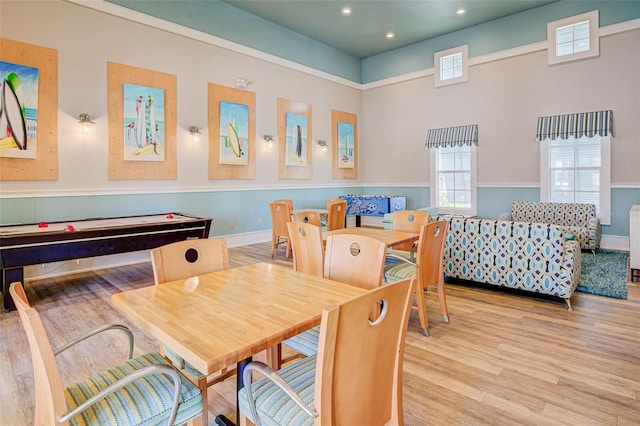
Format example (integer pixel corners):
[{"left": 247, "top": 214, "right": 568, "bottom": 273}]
[
  {"left": 498, "top": 201, "right": 600, "bottom": 252},
  {"left": 433, "top": 217, "right": 581, "bottom": 309}
]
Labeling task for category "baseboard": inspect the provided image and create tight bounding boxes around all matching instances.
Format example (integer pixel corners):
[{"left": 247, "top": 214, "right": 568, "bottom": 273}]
[{"left": 600, "top": 235, "right": 630, "bottom": 251}]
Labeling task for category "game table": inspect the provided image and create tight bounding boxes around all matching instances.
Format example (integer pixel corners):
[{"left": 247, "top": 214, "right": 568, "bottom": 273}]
[{"left": 0, "top": 212, "right": 212, "bottom": 311}]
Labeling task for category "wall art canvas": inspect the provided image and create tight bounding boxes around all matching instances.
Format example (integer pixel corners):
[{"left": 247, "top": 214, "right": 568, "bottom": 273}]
[
  {"left": 285, "top": 112, "right": 308, "bottom": 167},
  {"left": 0, "top": 61, "right": 38, "bottom": 159},
  {"left": 219, "top": 100, "right": 249, "bottom": 165},
  {"left": 337, "top": 121, "right": 355, "bottom": 169},
  {"left": 123, "top": 83, "right": 165, "bottom": 161}
]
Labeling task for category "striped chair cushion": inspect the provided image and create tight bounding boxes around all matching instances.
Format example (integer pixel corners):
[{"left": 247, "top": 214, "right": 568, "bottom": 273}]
[
  {"left": 282, "top": 326, "right": 320, "bottom": 356},
  {"left": 238, "top": 355, "right": 317, "bottom": 426},
  {"left": 65, "top": 351, "right": 203, "bottom": 426},
  {"left": 163, "top": 344, "right": 206, "bottom": 380},
  {"left": 385, "top": 261, "right": 416, "bottom": 282}
]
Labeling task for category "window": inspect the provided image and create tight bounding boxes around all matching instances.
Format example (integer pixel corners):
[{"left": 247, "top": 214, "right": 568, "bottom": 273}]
[
  {"left": 430, "top": 145, "right": 477, "bottom": 216},
  {"left": 548, "top": 10, "right": 599, "bottom": 65},
  {"left": 540, "top": 135, "right": 611, "bottom": 224},
  {"left": 434, "top": 45, "right": 468, "bottom": 87}
]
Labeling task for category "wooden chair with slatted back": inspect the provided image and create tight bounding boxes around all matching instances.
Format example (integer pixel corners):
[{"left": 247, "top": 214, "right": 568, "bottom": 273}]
[
  {"left": 9, "top": 282, "right": 203, "bottom": 426},
  {"left": 325, "top": 199, "right": 348, "bottom": 231},
  {"left": 150, "top": 238, "right": 231, "bottom": 408},
  {"left": 238, "top": 278, "right": 413, "bottom": 426},
  {"left": 287, "top": 221, "right": 324, "bottom": 278},
  {"left": 269, "top": 201, "right": 292, "bottom": 259},
  {"left": 392, "top": 210, "right": 430, "bottom": 251},
  {"left": 385, "top": 220, "right": 450, "bottom": 336},
  {"left": 291, "top": 210, "right": 322, "bottom": 227}
]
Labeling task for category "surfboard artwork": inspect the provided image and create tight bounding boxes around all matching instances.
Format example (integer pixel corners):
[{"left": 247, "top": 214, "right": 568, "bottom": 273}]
[
  {"left": 337, "top": 121, "right": 355, "bottom": 169},
  {"left": 219, "top": 100, "right": 249, "bottom": 165},
  {"left": 123, "top": 83, "right": 165, "bottom": 161},
  {"left": 285, "top": 112, "right": 307, "bottom": 167},
  {"left": 0, "top": 61, "right": 38, "bottom": 159}
]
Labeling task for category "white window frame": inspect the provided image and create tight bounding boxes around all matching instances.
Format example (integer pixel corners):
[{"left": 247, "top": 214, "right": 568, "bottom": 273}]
[
  {"left": 430, "top": 144, "right": 477, "bottom": 216},
  {"left": 547, "top": 10, "right": 599, "bottom": 65},
  {"left": 539, "top": 135, "right": 611, "bottom": 224},
  {"left": 434, "top": 45, "right": 468, "bottom": 87}
]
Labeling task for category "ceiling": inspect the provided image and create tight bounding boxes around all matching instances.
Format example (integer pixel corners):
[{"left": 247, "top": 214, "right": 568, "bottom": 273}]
[{"left": 221, "top": 0, "right": 559, "bottom": 58}]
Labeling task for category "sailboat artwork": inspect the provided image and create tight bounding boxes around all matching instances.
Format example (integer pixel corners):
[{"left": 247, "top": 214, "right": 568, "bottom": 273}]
[
  {"left": 0, "top": 61, "right": 38, "bottom": 159},
  {"left": 123, "top": 83, "right": 165, "bottom": 162},
  {"left": 285, "top": 112, "right": 307, "bottom": 167},
  {"left": 337, "top": 121, "right": 354, "bottom": 168},
  {"left": 219, "top": 100, "right": 249, "bottom": 165}
]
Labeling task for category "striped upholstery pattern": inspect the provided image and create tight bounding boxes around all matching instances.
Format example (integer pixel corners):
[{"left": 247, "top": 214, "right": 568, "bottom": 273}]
[
  {"left": 163, "top": 345, "right": 205, "bottom": 380},
  {"left": 282, "top": 326, "right": 320, "bottom": 357},
  {"left": 65, "top": 351, "right": 203, "bottom": 426},
  {"left": 238, "top": 355, "right": 317, "bottom": 426}
]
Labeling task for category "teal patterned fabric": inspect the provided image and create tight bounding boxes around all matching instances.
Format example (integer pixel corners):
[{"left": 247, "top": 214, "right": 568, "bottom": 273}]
[
  {"left": 283, "top": 326, "right": 320, "bottom": 357},
  {"left": 422, "top": 217, "right": 581, "bottom": 300},
  {"left": 65, "top": 351, "right": 203, "bottom": 426},
  {"left": 238, "top": 355, "right": 317, "bottom": 426},
  {"left": 163, "top": 345, "right": 206, "bottom": 380},
  {"left": 498, "top": 201, "right": 600, "bottom": 250}
]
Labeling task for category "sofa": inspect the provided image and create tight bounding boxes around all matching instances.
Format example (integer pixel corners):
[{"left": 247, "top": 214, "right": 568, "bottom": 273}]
[
  {"left": 386, "top": 216, "right": 581, "bottom": 309},
  {"left": 498, "top": 201, "right": 600, "bottom": 252}
]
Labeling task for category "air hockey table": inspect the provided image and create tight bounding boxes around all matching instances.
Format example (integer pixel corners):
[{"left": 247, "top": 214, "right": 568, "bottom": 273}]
[{"left": 0, "top": 212, "right": 212, "bottom": 311}]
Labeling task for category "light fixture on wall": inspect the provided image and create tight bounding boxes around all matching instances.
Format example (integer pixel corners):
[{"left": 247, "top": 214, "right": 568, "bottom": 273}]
[
  {"left": 263, "top": 134, "right": 275, "bottom": 148},
  {"left": 78, "top": 113, "right": 95, "bottom": 134},
  {"left": 236, "top": 77, "right": 249, "bottom": 89},
  {"left": 188, "top": 126, "right": 202, "bottom": 142},
  {"left": 317, "top": 139, "right": 328, "bottom": 152}
]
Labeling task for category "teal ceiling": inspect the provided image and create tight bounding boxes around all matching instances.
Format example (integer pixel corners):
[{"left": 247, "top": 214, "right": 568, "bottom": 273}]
[{"left": 221, "top": 0, "right": 558, "bottom": 58}]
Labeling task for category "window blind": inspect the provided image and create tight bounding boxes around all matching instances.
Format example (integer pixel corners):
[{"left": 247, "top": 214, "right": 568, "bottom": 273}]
[
  {"left": 425, "top": 124, "right": 478, "bottom": 149},
  {"left": 536, "top": 110, "right": 613, "bottom": 141}
]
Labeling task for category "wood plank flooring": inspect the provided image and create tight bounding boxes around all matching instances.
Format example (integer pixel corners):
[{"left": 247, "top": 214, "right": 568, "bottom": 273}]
[{"left": 1, "top": 242, "right": 638, "bottom": 425}]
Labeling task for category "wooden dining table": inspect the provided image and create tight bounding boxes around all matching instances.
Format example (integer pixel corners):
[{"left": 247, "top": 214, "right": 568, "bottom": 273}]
[
  {"left": 111, "top": 262, "right": 366, "bottom": 425},
  {"left": 323, "top": 226, "right": 418, "bottom": 249}
]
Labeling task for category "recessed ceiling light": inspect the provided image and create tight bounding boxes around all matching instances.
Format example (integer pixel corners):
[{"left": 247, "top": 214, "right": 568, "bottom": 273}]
[
  {"left": 457, "top": 8, "right": 466, "bottom": 15},
  {"left": 342, "top": 6, "right": 352, "bottom": 16},
  {"left": 386, "top": 32, "right": 394, "bottom": 39}
]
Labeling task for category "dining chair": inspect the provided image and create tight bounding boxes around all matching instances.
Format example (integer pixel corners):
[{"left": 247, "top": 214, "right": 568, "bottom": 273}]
[
  {"left": 385, "top": 220, "right": 451, "bottom": 336},
  {"left": 237, "top": 278, "right": 413, "bottom": 426},
  {"left": 391, "top": 210, "right": 430, "bottom": 252},
  {"left": 9, "top": 282, "right": 203, "bottom": 426},
  {"left": 282, "top": 233, "right": 387, "bottom": 362},
  {"left": 150, "top": 238, "right": 233, "bottom": 408},
  {"left": 324, "top": 198, "right": 347, "bottom": 231},
  {"left": 292, "top": 210, "right": 322, "bottom": 227},
  {"left": 287, "top": 221, "right": 324, "bottom": 278},
  {"left": 273, "top": 198, "right": 294, "bottom": 211},
  {"left": 270, "top": 202, "right": 293, "bottom": 259}
]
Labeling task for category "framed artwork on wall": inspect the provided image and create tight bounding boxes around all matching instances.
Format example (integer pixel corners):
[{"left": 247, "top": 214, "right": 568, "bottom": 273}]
[
  {"left": 332, "top": 109, "right": 357, "bottom": 179},
  {"left": 0, "top": 38, "right": 58, "bottom": 180},
  {"left": 107, "top": 61, "right": 177, "bottom": 180},
  {"left": 208, "top": 83, "right": 255, "bottom": 179},
  {"left": 278, "top": 97, "right": 312, "bottom": 179}
]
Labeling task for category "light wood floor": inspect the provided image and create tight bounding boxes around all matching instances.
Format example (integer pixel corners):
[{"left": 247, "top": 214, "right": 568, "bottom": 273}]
[{"left": 1, "top": 242, "right": 638, "bottom": 425}]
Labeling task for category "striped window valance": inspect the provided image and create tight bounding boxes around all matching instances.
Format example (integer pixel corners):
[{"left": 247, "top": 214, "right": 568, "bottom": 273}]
[
  {"left": 425, "top": 124, "right": 478, "bottom": 149},
  {"left": 536, "top": 110, "right": 613, "bottom": 141}
]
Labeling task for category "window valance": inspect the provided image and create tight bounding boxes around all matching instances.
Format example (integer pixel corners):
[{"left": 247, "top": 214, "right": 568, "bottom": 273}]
[
  {"left": 536, "top": 110, "right": 613, "bottom": 141},
  {"left": 425, "top": 124, "right": 478, "bottom": 149}
]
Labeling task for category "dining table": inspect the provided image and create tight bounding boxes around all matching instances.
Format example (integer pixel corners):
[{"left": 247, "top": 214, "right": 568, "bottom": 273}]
[
  {"left": 111, "top": 262, "right": 366, "bottom": 425},
  {"left": 322, "top": 226, "right": 418, "bottom": 249}
]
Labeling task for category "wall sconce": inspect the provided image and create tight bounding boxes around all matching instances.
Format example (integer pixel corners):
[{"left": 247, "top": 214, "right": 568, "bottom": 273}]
[
  {"left": 263, "top": 134, "right": 275, "bottom": 148},
  {"left": 236, "top": 77, "right": 249, "bottom": 89},
  {"left": 78, "top": 113, "right": 95, "bottom": 134},
  {"left": 188, "top": 126, "right": 201, "bottom": 142},
  {"left": 317, "top": 139, "right": 328, "bottom": 152}
]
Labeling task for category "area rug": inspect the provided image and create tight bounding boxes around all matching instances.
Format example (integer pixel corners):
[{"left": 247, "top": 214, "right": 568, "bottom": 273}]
[{"left": 578, "top": 250, "right": 628, "bottom": 299}]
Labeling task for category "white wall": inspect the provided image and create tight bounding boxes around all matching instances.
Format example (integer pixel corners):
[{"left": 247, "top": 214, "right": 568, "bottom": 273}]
[
  {"left": 0, "top": 0, "right": 363, "bottom": 195},
  {"left": 362, "top": 28, "right": 640, "bottom": 187}
]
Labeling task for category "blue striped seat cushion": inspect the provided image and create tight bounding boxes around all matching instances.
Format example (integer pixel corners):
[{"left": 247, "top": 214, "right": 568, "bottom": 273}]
[
  {"left": 65, "top": 351, "right": 203, "bottom": 426},
  {"left": 238, "top": 355, "right": 317, "bottom": 426},
  {"left": 163, "top": 344, "right": 206, "bottom": 380},
  {"left": 282, "top": 326, "right": 320, "bottom": 356},
  {"left": 385, "top": 262, "right": 417, "bottom": 282}
]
